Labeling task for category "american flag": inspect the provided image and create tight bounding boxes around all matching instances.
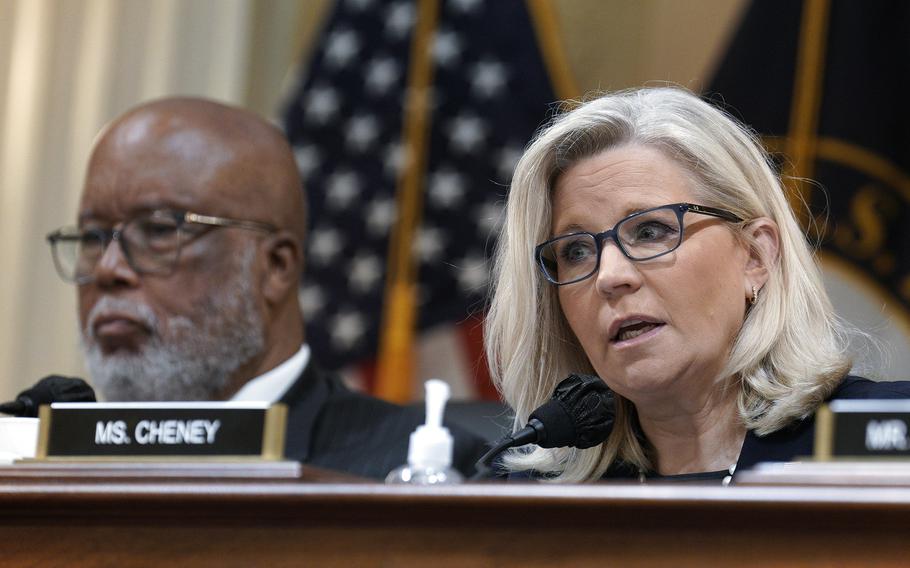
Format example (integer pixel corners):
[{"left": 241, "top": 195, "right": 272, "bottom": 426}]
[{"left": 282, "top": 0, "right": 566, "bottom": 400}]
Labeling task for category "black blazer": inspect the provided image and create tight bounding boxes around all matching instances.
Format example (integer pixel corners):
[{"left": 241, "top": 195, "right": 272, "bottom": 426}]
[
  {"left": 735, "top": 376, "right": 910, "bottom": 472},
  {"left": 280, "top": 363, "right": 489, "bottom": 480},
  {"left": 616, "top": 376, "right": 910, "bottom": 480},
  {"left": 512, "top": 376, "right": 910, "bottom": 481}
]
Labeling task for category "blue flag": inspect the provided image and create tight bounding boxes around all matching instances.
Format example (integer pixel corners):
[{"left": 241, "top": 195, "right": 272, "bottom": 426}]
[{"left": 710, "top": 0, "right": 910, "bottom": 338}]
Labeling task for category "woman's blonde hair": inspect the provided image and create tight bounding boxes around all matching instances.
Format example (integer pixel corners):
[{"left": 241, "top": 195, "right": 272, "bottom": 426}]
[{"left": 485, "top": 87, "right": 851, "bottom": 481}]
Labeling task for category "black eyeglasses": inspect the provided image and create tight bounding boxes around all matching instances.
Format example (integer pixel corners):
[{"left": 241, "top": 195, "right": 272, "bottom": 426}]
[
  {"left": 535, "top": 202, "right": 743, "bottom": 286},
  {"left": 46, "top": 209, "right": 277, "bottom": 284}
]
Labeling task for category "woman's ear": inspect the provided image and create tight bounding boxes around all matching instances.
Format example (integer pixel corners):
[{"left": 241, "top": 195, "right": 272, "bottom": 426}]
[
  {"left": 743, "top": 217, "right": 780, "bottom": 295},
  {"left": 260, "top": 230, "right": 303, "bottom": 306}
]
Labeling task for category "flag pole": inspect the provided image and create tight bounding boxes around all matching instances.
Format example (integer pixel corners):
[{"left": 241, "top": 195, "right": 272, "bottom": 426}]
[
  {"left": 525, "top": 0, "right": 579, "bottom": 100},
  {"left": 785, "top": 0, "right": 831, "bottom": 233},
  {"left": 375, "top": 0, "right": 440, "bottom": 403}
]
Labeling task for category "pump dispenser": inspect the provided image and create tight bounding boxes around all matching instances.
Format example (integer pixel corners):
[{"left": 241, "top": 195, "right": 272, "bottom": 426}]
[{"left": 385, "top": 379, "right": 463, "bottom": 485}]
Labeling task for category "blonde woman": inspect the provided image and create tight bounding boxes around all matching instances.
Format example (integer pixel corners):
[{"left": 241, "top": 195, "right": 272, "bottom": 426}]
[{"left": 486, "top": 87, "right": 910, "bottom": 482}]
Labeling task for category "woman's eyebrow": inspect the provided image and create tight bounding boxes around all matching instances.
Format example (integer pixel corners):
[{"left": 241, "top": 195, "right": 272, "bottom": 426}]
[
  {"left": 550, "top": 204, "right": 659, "bottom": 235},
  {"left": 551, "top": 222, "right": 586, "bottom": 236}
]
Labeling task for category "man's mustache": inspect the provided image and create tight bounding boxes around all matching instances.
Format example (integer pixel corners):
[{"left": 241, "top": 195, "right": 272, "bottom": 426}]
[{"left": 84, "top": 297, "right": 159, "bottom": 340}]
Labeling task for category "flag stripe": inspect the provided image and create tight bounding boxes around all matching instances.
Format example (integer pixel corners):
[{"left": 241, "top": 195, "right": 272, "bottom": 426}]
[{"left": 456, "top": 314, "right": 498, "bottom": 400}]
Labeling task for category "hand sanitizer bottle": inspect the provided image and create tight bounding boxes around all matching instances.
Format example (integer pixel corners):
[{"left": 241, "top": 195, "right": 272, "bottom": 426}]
[{"left": 385, "top": 379, "right": 463, "bottom": 485}]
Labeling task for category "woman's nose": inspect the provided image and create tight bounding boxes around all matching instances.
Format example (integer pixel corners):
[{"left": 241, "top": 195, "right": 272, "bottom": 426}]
[{"left": 593, "top": 240, "right": 642, "bottom": 298}]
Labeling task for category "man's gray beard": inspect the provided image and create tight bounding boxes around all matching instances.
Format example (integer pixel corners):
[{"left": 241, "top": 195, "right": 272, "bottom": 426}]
[{"left": 81, "top": 248, "right": 265, "bottom": 401}]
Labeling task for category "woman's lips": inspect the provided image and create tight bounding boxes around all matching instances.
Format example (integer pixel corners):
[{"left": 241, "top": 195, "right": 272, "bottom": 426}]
[{"left": 610, "top": 322, "right": 665, "bottom": 347}]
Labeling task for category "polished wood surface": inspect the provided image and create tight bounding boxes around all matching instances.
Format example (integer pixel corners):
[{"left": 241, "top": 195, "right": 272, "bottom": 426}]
[{"left": 2, "top": 464, "right": 910, "bottom": 567}]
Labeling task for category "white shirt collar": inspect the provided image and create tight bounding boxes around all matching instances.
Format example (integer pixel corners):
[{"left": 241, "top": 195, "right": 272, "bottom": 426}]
[{"left": 230, "top": 344, "right": 310, "bottom": 403}]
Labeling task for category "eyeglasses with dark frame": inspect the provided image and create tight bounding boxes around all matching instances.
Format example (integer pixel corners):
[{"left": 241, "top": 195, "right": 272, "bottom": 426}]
[
  {"left": 46, "top": 209, "right": 277, "bottom": 284},
  {"left": 534, "top": 202, "right": 744, "bottom": 286}
]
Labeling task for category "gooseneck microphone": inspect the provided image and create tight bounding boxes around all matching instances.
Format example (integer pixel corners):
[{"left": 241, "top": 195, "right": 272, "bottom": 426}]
[
  {"left": 0, "top": 376, "right": 97, "bottom": 418},
  {"left": 474, "top": 374, "right": 615, "bottom": 477}
]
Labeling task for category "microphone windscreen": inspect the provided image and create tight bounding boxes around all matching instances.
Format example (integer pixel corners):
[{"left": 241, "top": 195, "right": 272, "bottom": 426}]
[
  {"left": 35, "top": 376, "right": 97, "bottom": 403},
  {"left": 16, "top": 375, "right": 96, "bottom": 416},
  {"left": 530, "top": 374, "right": 614, "bottom": 449},
  {"left": 527, "top": 398, "right": 576, "bottom": 448}
]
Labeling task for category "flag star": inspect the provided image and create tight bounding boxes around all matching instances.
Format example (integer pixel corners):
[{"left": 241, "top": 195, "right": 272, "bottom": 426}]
[
  {"left": 346, "top": 0, "right": 374, "bottom": 11},
  {"left": 449, "top": 0, "right": 482, "bottom": 13},
  {"left": 293, "top": 145, "right": 321, "bottom": 178},
  {"left": 428, "top": 169, "right": 466, "bottom": 208},
  {"left": 385, "top": 2, "right": 416, "bottom": 39},
  {"left": 496, "top": 145, "right": 523, "bottom": 182},
  {"left": 330, "top": 310, "right": 367, "bottom": 349},
  {"left": 346, "top": 115, "right": 380, "bottom": 151},
  {"left": 367, "top": 198, "right": 397, "bottom": 236},
  {"left": 304, "top": 86, "right": 340, "bottom": 124},
  {"left": 365, "top": 57, "right": 401, "bottom": 95},
  {"left": 447, "top": 115, "right": 487, "bottom": 153},
  {"left": 456, "top": 254, "right": 490, "bottom": 294},
  {"left": 471, "top": 60, "right": 508, "bottom": 98},
  {"left": 309, "top": 227, "right": 344, "bottom": 265},
  {"left": 433, "top": 30, "right": 462, "bottom": 67},
  {"left": 384, "top": 141, "right": 410, "bottom": 177},
  {"left": 324, "top": 29, "right": 360, "bottom": 68},
  {"left": 326, "top": 170, "right": 362, "bottom": 208},
  {"left": 349, "top": 254, "right": 383, "bottom": 293},
  {"left": 476, "top": 200, "right": 505, "bottom": 236},
  {"left": 298, "top": 285, "right": 325, "bottom": 317},
  {"left": 414, "top": 227, "right": 446, "bottom": 262}
]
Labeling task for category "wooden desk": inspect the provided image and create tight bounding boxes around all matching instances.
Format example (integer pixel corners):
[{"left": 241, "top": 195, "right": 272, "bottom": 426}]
[{"left": 1, "top": 464, "right": 909, "bottom": 567}]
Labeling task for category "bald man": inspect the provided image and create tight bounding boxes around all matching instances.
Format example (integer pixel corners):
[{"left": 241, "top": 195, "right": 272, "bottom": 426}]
[{"left": 46, "top": 98, "right": 487, "bottom": 479}]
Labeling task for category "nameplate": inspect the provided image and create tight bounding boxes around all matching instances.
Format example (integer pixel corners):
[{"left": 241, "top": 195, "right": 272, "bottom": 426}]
[
  {"left": 35, "top": 402, "right": 287, "bottom": 461},
  {"left": 815, "top": 400, "right": 910, "bottom": 460}
]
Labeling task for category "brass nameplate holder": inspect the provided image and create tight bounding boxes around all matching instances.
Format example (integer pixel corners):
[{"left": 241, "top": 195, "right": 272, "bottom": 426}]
[
  {"left": 814, "top": 400, "right": 910, "bottom": 461},
  {"left": 35, "top": 402, "right": 287, "bottom": 461}
]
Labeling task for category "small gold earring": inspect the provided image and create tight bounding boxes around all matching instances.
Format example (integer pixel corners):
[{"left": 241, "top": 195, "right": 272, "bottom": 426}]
[{"left": 750, "top": 285, "right": 759, "bottom": 306}]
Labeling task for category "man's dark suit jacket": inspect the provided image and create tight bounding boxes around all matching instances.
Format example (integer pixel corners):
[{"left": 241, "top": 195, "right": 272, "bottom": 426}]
[{"left": 280, "top": 362, "right": 490, "bottom": 480}]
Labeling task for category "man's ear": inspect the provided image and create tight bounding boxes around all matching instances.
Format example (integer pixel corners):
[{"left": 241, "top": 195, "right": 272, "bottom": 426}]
[
  {"left": 260, "top": 230, "right": 302, "bottom": 305},
  {"left": 743, "top": 217, "right": 780, "bottom": 296}
]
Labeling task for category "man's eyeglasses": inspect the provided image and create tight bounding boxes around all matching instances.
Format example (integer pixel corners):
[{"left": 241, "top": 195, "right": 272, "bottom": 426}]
[
  {"left": 46, "top": 210, "right": 277, "bottom": 284},
  {"left": 535, "top": 202, "right": 744, "bottom": 286}
]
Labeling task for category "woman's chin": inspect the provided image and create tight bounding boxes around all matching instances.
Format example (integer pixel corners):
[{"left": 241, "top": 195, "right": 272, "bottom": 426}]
[{"left": 602, "top": 373, "right": 678, "bottom": 403}]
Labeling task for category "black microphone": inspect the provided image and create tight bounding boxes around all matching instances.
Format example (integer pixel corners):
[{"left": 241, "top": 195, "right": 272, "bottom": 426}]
[
  {"left": 0, "top": 376, "right": 97, "bottom": 418},
  {"left": 474, "top": 374, "right": 615, "bottom": 477}
]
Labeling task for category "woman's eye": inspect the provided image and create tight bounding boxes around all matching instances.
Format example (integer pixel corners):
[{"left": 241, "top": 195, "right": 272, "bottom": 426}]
[
  {"left": 630, "top": 221, "right": 675, "bottom": 242},
  {"left": 559, "top": 239, "right": 595, "bottom": 263}
]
